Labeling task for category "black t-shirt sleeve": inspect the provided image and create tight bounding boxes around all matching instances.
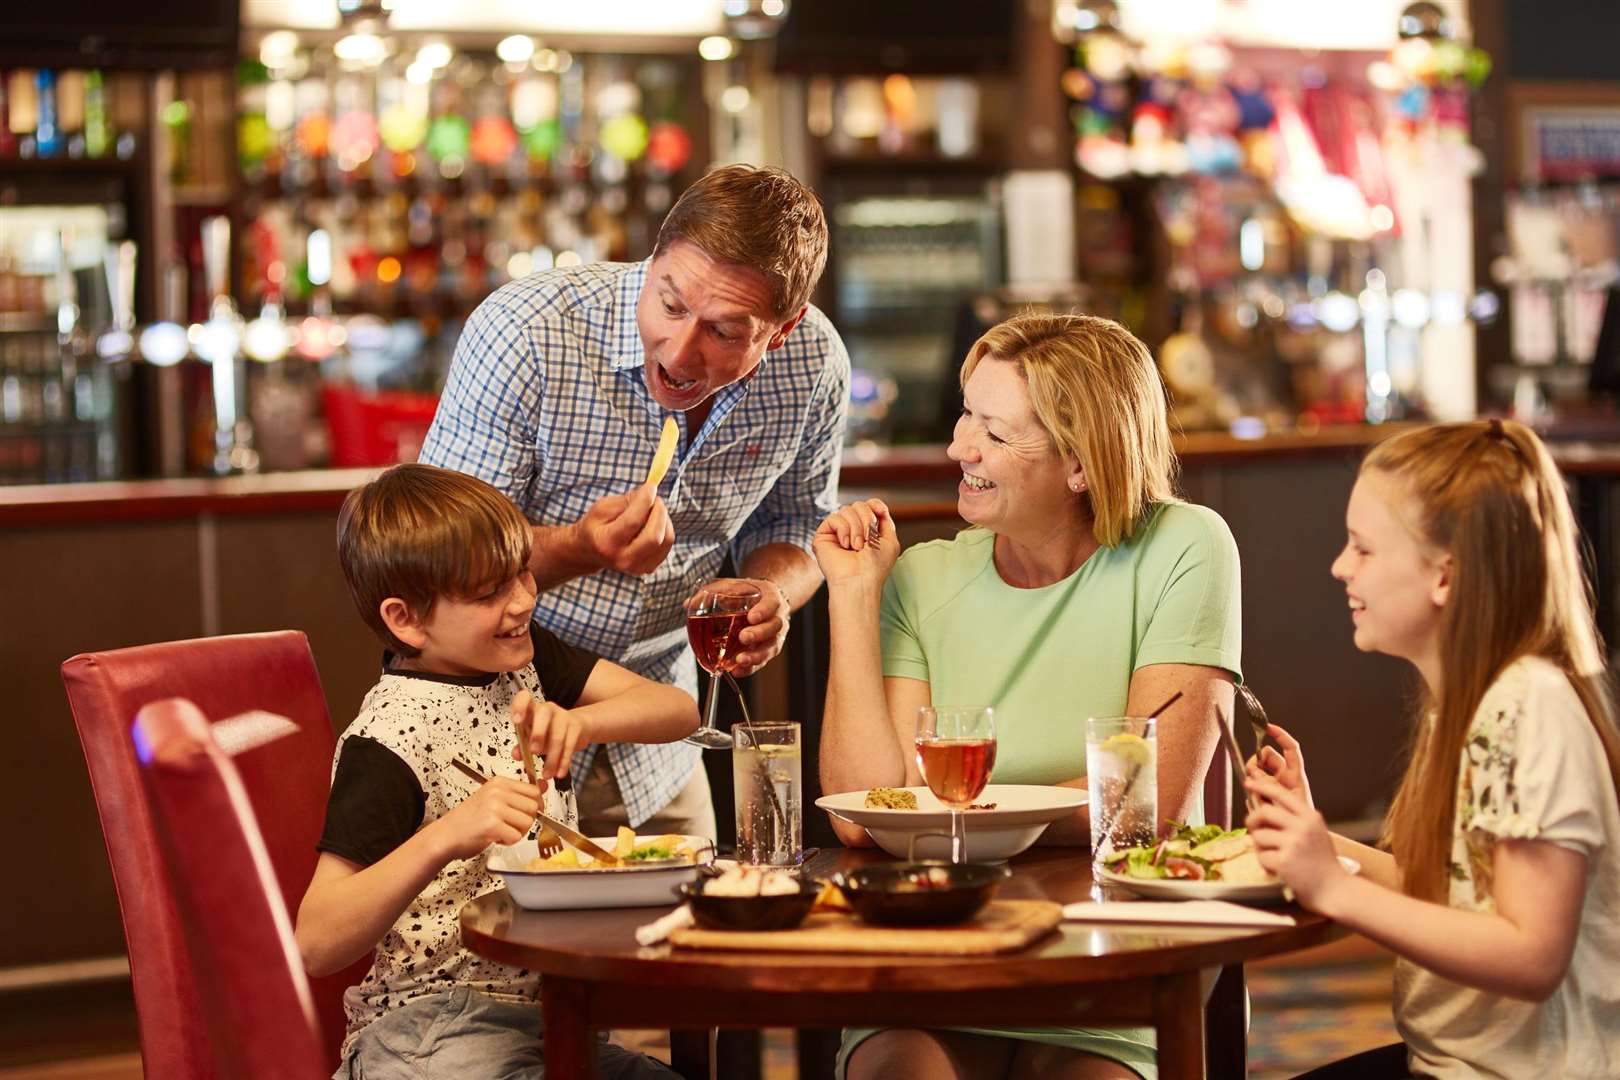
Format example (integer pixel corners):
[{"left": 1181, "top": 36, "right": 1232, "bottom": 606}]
[
  {"left": 316, "top": 736, "right": 426, "bottom": 868},
  {"left": 530, "top": 623, "right": 601, "bottom": 709}
]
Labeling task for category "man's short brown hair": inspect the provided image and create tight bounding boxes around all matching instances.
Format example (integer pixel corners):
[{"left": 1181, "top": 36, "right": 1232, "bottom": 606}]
[
  {"left": 336, "top": 463, "right": 532, "bottom": 656},
  {"left": 653, "top": 163, "right": 828, "bottom": 319}
]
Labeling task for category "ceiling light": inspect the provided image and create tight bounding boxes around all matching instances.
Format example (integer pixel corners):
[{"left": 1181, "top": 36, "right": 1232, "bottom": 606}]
[
  {"left": 416, "top": 41, "right": 452, "bottom": 68},
  {"left": 698, "top": 35, "right": 734, "bottom": 60},
  {"left": 259, "top": 30, "right": 300, "bottom": 66},
  {"left": 334, "top": 32, "right": 388, "bottom": 65},
  {"left": 496, "top": 34, "right": 535, "bottom": 63}
]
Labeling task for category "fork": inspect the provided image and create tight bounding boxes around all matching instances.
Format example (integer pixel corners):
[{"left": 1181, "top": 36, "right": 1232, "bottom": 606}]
[
  {"left": 450, "top": 756, "right": 563, "bottom": 858},
  {"left": 1236, "top": 684, "right": 1272, "bottom": 760}
]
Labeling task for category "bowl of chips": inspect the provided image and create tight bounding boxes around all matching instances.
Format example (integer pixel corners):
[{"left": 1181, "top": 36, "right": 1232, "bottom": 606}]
[{"left": 487, "top": 827, "right": 713, "bottom": 910}]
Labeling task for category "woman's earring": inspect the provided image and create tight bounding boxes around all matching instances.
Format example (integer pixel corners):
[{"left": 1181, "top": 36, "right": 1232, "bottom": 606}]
[{"left": 1068, "top": 479, "right": 1083, "bottom": 493}]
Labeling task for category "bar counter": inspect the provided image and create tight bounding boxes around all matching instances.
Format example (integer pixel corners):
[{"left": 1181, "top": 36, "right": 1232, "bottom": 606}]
[{"left": 6, "top": 425, "right": 1617, "bottom": 986}]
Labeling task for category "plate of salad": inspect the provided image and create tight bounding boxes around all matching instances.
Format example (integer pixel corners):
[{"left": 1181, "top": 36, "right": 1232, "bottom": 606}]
[{"left": 1096, "top": 822, "right": 1359, "bottom": 902}]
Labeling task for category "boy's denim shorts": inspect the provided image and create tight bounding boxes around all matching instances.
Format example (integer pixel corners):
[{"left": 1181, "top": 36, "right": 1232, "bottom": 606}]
[{"left": 335, "top": 987, "right": 679, "bottom": 1080}]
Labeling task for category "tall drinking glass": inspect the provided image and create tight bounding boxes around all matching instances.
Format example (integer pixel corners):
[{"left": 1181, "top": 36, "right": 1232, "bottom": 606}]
[
  {"left": 914, "top": 706, "right": 996, "bottom": 864},
  {"left": 732, "top": 722, "right": 802, "bottom": 865},
  {"left": 684, "top": 582, "right": 761, "bottom": 749},
  {"left": 1086, "top": 716, "right": 1158, "bottom": 872}
]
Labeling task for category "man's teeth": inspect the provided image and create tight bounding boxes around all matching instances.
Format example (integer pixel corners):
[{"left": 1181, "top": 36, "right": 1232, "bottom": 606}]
[
  {"left": 663, "top": 368, "right": 697, "bottom": 389},
  {"left": 962, "top": 474, "right": 995, "bottom": 491}
]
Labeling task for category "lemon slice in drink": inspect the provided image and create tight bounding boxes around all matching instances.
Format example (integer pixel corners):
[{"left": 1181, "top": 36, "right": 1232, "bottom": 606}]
[{"left": 1099, "top": 732, "right": 1152, "bottom": 768}]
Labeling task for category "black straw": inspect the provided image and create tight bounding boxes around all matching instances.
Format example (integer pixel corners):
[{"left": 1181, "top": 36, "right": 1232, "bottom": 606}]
[{"left": 1146, "top": 690, "right": 1183, "bottom": 720}]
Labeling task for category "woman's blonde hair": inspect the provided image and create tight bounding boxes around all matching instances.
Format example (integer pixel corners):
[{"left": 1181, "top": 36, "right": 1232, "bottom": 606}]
[
  {"left": 337, "top": 464, "right": 532, "bottom": 657},
  {"left": 1368, "top": 420, "right": 1620, "bottom": 902},
  {"left": 960, "top": 312, "right": 1179, "bottom": 546}
]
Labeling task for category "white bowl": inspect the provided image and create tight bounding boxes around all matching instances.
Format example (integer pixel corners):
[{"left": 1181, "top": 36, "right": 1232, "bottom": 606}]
[
  {"left": 815, "top": 785, "right": 1087, "bottom": 862},
  {"left": 486, "top": 834, "right": 712, "bottom": 910}
]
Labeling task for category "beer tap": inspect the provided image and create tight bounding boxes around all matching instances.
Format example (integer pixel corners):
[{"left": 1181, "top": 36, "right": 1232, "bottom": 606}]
[
  {"left": 97, "top": 240, "right": 137, "bottom": 363},
  {"left": 195, "top": 215, "right": 256, "bottom": 474}
]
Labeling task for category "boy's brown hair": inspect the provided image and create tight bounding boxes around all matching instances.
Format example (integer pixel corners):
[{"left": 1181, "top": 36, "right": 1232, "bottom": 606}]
[
  {"left": 653, "top": 163, "right": 828, "bottom": 320},
  {"left": 336, "top": 463, "right": 532, "bottom": 657}
]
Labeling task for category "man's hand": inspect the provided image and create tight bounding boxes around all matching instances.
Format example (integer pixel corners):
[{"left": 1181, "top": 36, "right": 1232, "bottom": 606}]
[
  {"left": 433, "top": 777, "right": 540, "bottom": 861},
  {"left": 687, "top": 577, "right": 791, "bottom": 677},
  {"left": 571, "top": 484, "right": 675, "bottom": 576},
  {"left": 512, "top": 693, "right": 592, "bottom": 781}
]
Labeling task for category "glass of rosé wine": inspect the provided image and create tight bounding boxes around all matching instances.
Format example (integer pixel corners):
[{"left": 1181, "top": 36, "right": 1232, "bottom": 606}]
[
  {"left": 683, "top": 581, "right": 761, "bottom": 749},
  {"left": 914, "top": 705, "right": 997, "bottom": 864}
]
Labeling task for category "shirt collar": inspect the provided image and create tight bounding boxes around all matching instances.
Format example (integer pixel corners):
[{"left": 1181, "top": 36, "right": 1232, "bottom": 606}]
[{"left": 609, "top": 259, "right": 650, "bottom": 371}]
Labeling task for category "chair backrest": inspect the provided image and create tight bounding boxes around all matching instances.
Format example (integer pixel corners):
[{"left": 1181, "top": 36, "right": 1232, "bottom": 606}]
[
  {"left": 135, "top": 697, "right": 328, "bottom": 1080},
  {"left": 61, "top": 631, "right": 368, "bottom": 1077}
]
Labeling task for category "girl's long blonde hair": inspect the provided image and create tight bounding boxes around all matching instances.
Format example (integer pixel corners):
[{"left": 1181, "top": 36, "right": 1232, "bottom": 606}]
[{"left": 1368, "top": 420, "right": 1620, "bottom": 901}]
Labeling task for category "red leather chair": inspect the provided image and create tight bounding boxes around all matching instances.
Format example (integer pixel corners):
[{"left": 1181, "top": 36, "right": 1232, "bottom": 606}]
[
  {"left": 135, "top": 696, "right": 328, "bottom": 1079},
  {"left": 61, "top": 631, "right": 369, "bottom": 1078}
]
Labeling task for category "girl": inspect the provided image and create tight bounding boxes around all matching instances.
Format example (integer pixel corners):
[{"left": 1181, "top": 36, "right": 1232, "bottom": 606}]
[{"left": 1245, "top": 419, "right": 1620, "bottom": 1079}]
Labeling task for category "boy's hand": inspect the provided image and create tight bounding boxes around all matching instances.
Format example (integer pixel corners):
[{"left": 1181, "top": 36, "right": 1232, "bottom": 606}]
[
  {"left": 435, "top": 777, "right": 540, "bottom": 861},
  {"left": 571, "top": 484, "right": 675, "bottom": 576},
  {"left": 512, "top": 694, "right": 592, "bottom": 781}
]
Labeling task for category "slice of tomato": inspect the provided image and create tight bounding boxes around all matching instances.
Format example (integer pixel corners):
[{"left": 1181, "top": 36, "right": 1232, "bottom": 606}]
[{"left": 1163, "top": 857, "right": 1206, "bottom": 880}]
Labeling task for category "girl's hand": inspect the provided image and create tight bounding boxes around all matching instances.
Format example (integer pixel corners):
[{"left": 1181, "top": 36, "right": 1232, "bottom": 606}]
[
  {"left": 1244, "top": 773, "right": 1345, "bottom": 911},
  {"left": 812, "top": 500, "right": 899, "bottom": 589},
  {"left": 436, "top": 777, "right": 539, "bottom": 861},
  {"left": 1245, "top": 723, "right": 1314, "bottom": 810}
]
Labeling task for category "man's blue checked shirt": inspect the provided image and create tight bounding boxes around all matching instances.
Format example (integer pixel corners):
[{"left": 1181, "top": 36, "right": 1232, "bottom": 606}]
[{"left": 419, "top": 259, "right": 850, "bottom": 824}]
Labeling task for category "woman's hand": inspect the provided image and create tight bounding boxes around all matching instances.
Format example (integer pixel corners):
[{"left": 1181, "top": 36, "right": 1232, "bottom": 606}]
[
  {"left": 1244, "top": 773, "right": 1347, "bottom": 912},
  {"left": 1245, "top": 723, "right": 1314, "bottom": 810},
  {"left": 812, "top": 499, "right": 899, "bottom": 589}
]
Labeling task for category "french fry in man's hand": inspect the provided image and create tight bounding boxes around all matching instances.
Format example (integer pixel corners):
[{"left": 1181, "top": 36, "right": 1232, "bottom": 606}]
[{"left": 646, "top": 416, "right": 678, "bottom": 487}]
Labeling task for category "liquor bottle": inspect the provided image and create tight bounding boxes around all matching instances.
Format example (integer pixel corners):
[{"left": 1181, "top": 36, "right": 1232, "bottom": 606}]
[
  {"left": 57, "top": 69, "right": 85, "bottom": 158},
  {"left": 35, "top": 70, "right": 59, "bottom": 157},
  {"left": 9, "top": 70, "right": 38, "bottom": 156},
  {"left": 84, "top": 70, "right": 110, "bottom": 158},
  {"left": 0, "top": 70, "right": 14, "bottom": 157}
]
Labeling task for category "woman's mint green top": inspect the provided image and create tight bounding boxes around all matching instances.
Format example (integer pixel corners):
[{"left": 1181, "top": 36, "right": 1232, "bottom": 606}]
[
  {"left": 838, "top": 502, "right": 1243, "bottom": 1080},
  {"left": 880, "top": 502, "right": 1243, "bottom": 784}
]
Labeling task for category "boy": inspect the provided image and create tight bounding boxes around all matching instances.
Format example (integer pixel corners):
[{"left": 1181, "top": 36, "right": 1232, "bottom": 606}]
[{"left": 298, "top": 463, "right": 697, "bottom": 1079}]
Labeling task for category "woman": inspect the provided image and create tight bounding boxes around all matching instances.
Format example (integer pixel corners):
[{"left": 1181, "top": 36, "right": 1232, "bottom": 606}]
[{"left": 815, "top": 313, "right": 1242, "bottom": 1080}]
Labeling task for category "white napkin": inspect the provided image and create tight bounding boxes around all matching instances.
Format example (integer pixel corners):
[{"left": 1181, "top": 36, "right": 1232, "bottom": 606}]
[
  {"left": 634, "top": 905, "right": 695, "bottom": 946},
  {"left": 1062, "top": 901, "right": 1296, "bottom": 927}
]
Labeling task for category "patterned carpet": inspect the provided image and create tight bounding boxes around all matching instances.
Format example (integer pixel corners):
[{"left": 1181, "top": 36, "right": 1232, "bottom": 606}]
[{"left": 1248, "top": 939, "right": 1399, "bottom": 1079}]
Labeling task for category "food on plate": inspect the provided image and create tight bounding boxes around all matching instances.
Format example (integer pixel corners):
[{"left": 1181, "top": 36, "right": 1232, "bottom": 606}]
[
  {"left": 1103, "top": 821, "right": 1278, "bottom": 884},
  {"left": 966, "top": 802, "right": 998, "bottom": 811},
  {"left": 645, "top": 416, "right": 679, "bottom": 487},
  {"left": 813, "top": 880, "right": 852, "bottom": 911},
  {"left": 524, "top": 832, "right": 700, "bottom": 871},
  {"left": 701, "top": 866, "right": 801, "bottom": 897},
  {"left": 864, "top": 786, "right": 919, "bottom": 810}
]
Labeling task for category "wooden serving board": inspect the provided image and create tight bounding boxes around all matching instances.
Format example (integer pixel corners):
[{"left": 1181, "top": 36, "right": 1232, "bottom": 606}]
[{"left": 669, "top": 899, "right": 1063, "bottom": 955}]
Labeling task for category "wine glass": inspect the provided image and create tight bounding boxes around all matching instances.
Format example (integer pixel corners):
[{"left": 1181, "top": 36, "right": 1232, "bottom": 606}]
[
  {"left": 914, "top": 706, "right": 997, "bottom": 864},
  {"left": 683, "top": 582, "right": 761, "bottom": 749}
]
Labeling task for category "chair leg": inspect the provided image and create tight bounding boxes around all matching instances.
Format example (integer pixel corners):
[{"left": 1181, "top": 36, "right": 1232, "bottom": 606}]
[
  {"left": 669, "top": 1029, "right": 712, "bottom": 1080},
  {"left": 1205, "top": 963, "right": 1247, "bottom": 1078},
  {"left": 796, "top": 1027, "right": 843, "bottom": 1080}
]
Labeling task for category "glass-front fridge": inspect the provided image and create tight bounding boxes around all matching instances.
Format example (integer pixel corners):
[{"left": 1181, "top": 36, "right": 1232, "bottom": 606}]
[
  {"left": 0, "top": 165, "right": 143, "bottom": 483},
  {"left": 823, "top": 172, "right": 1003, "bottom": 445}
]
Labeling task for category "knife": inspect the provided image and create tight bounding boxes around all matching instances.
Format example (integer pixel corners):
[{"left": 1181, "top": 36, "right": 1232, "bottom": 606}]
[
  {"left": 448, "top": 757, "right": 618, "bottom": 866},
  {"left": 532, "top": 807, "right": 621, "bottom": 867}
]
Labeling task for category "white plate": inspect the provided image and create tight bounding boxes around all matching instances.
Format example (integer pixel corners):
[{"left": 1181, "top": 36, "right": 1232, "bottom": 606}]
[
  {"left": 815, "top": 785, "right": 1087, "bottom": 862},
  {"left": 486, "top": 834, "right": 713, "bottom": 910},
  {"left": 1096, "top": 855, "right": 1362, "bottom": 903}
]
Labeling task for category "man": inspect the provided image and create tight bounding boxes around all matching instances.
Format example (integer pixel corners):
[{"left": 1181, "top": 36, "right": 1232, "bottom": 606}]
[{"left": 419, "top": 164, "right": 849, "bottom": 840}]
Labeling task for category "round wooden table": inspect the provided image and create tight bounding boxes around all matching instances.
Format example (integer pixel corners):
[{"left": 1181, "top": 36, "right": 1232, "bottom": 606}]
[{"left": 461, "top": 847, "right": 1347, "bottom": 1079}]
